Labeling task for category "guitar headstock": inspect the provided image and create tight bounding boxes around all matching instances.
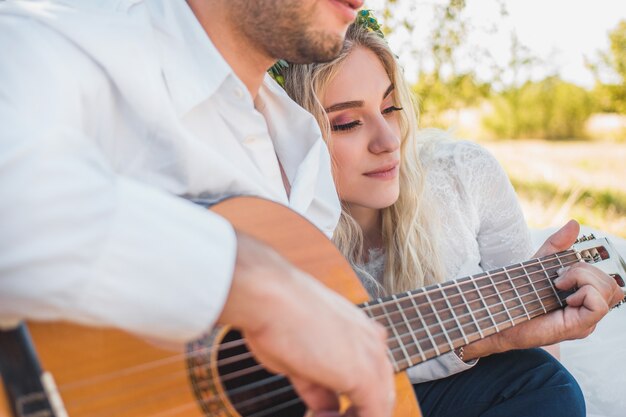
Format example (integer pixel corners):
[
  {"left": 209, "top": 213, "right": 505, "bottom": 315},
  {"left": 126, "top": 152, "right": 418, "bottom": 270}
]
[{"left": 572, "top": 235, "right": 626, "bottom": 306}]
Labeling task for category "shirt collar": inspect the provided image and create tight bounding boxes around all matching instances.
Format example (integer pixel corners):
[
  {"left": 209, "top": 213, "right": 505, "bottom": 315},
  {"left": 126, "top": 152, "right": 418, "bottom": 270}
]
[{"left": 144, "top": 0, "right": 233, "bottom": 116}]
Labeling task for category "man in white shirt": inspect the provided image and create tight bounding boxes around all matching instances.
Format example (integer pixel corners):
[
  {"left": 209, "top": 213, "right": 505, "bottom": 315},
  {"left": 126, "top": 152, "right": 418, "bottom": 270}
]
[
  {"left": 2, "top": 1, "right": 623, "bottom": 417},
  {"left": 0, "top": 0, "right": 394, "bottom": 416}
]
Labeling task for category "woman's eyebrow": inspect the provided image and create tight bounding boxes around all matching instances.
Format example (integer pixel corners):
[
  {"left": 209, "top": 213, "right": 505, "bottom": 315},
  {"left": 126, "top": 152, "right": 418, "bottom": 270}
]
[
  {"left": 325, "top": 84, "right": 394, "bottom": 113},
  {"left": 325, "top": 100, "right": 364, "bottom": 113},
  {"left": 383, "top": 84, "right": 394, "bottom": 99}
]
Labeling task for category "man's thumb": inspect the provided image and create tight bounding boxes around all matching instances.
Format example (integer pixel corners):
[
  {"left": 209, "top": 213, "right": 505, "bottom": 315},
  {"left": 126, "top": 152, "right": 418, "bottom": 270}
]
[{"left": 533, "top": 219, "right": 580, "bottom": 258}]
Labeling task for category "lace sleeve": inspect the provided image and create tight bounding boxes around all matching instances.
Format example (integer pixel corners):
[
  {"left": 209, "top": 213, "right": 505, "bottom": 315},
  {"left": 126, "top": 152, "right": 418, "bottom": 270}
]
[{"left": 454, "top": 142, "right": 534, "bottom": 269}]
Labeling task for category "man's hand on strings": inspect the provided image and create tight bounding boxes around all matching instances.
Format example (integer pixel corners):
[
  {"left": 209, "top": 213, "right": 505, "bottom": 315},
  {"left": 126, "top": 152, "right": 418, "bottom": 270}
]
[
  {"left": 464, "top": 220, "right": 623, "bottom": 360},
  {"left": 219, "top": 233, "right": 396, "bottom": 417}
]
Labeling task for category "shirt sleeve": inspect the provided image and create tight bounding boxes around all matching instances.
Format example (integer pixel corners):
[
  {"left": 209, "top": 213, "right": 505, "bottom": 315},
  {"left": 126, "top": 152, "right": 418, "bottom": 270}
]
[
  {"left": 455, "top": 141, "right": 534, "bottom": 269},
  {"left": 0, "top": 16, "right": 236, "bottom": 343},
  {"left": 406, "top": 351, "right": 477, "bottom": 384}
]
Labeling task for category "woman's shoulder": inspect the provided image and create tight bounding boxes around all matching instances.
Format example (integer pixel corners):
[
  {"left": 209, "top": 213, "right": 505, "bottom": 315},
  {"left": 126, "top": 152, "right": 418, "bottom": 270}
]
[{"left": 418, "top": 130, "right": 496, "bottom": 176}]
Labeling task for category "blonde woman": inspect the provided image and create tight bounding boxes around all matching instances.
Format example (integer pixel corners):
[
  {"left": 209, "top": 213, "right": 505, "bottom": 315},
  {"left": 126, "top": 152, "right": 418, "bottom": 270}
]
[{"left": 277, "top": 14, "right": 622, "bottom": 417}]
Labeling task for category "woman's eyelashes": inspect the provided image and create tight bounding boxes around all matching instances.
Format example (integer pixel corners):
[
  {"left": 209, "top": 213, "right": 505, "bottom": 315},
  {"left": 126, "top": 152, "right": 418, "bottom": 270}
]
[
  {"left": 382, "top": 105, "right": 403, "bottom": 115},
  {"left": 330, "top": 106, "right": 402, "bottom": 132},
  {"left": 331, "top": 120, "right": 363, "bottom": 132}
]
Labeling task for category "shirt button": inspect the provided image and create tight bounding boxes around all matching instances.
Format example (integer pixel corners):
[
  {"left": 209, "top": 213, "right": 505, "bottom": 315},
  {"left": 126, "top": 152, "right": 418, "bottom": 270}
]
[{"left": 234, "top": 88, "right": 245, "bottom": 99}]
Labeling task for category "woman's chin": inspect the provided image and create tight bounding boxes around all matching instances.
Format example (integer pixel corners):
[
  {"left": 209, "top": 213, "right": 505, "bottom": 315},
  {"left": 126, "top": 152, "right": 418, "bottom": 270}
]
[{"left": 357, "top": 195, "right": 399, "bottom": 210}]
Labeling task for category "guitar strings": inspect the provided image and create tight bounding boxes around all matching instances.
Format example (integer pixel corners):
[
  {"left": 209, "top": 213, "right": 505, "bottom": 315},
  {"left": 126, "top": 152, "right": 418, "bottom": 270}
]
[
  {"left": 370, "top": 255, "right": 574, "bottom": 346},
  {"left": 57, "top": 265, "right": 567, "bottom": 416},
  {"left": 66, "top": 261, "right": 568, "bottom": 413},
  {"left": 57, "top": 261, "right": 573, "bottom": 417},
  {"left": 59, "top": 250, "right": 572, "bottom": 406},
  {"left": 204, "top": 298, "right": 567, "bottom": 416},
  {"left": 77, "top": 297, "right": 567, "bottom": 417},
  {"left": 361, "top": 251, "right": 577, "bottom": 315},
  {"left": 30, "top": 250, "right": 580, "bottom": 416},
  {"left": 57, "top": 250, "right": 576, "bottom": 393}
]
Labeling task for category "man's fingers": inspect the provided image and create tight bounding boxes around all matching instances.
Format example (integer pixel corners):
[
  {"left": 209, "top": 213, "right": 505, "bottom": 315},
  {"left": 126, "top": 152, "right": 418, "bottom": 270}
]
[
  {"left": 533, "top": 220, "right": 580, "bottom": 258},
  {"left": 610, "top": 282, "right": 626, "bottom": 307},
  {"left": 565, "top": 285, "right": 608, "bottom": 313},
  {"left": 347, "top": 372, "right": 395, "bottom": 417},
  {"left": 555, "top": 264, "right": 617, "bottom": 302},
  {"left": 291, "top": 375, "right": 340, "bottom": 413}
]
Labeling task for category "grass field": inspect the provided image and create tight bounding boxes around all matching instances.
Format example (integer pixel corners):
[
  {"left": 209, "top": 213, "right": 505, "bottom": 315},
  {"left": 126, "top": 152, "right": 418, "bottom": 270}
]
[{"left": 481, "top": 140, "right": 626, "bottom": 238}]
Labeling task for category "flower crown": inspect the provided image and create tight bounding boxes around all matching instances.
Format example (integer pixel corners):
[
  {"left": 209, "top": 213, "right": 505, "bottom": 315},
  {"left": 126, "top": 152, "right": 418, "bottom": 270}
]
[{"left": 268, "top": 10, "right": 384, "bottom": 87}]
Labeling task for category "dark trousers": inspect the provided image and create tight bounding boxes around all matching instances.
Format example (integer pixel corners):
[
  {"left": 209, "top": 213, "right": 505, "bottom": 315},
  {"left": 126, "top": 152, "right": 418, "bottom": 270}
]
[{"left": 413, "top": 348, "right": 585, "bottom": 417}]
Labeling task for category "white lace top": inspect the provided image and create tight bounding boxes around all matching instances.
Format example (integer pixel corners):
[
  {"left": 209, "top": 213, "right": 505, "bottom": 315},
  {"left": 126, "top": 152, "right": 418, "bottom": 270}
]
[{"left": 357, "top": 139, "right": 534, "bottom": 383}]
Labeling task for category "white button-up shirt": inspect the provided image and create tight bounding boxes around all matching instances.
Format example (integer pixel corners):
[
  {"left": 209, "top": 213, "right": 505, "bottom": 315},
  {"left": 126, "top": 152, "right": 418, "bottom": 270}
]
[{"left": 0, "top": 0, "right": 340, "bottom": 342}]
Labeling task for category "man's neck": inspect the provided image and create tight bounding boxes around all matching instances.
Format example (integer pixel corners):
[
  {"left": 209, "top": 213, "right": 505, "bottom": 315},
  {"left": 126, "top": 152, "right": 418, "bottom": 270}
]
[{"left": 187, "top": 0, "right": 273, "bottom": 99}]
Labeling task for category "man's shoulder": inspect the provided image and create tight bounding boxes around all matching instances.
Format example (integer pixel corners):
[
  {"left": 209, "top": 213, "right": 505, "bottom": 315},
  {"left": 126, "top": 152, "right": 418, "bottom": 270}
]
[
  {"left": 0, "top": 0, "right": 151, "bottom": 42},
  {"left": 0, "top": 0, "right": 160, "bottom": 83},
  {"left": 0, "top": 0, "right": 137, "bottom": 15},
  {"left": 0, "top": 1, "right": 121, "bottom": 20}
]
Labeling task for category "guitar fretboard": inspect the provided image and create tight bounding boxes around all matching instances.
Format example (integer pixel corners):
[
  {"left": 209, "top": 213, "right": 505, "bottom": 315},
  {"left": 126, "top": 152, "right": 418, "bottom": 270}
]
[{"left": 360, "top": 251, "right": 580, "bottom": 371}]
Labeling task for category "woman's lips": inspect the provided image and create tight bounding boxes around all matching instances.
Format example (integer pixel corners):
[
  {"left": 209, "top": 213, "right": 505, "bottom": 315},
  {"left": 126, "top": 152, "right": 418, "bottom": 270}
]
[{"left": 364, "top": 162, "right": 400, "bottom": 179}]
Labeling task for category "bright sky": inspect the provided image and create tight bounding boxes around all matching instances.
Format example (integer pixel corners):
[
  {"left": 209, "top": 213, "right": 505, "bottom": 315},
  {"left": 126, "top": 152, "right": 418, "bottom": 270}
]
[{"left": 368, "top": 0, "right": 626, "bottom": 88}]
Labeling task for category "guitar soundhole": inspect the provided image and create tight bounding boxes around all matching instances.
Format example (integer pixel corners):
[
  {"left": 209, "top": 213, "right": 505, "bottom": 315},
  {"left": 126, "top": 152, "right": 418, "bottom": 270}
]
[{"left": 217, "top": 330, "right": 305, "bottom": 417}]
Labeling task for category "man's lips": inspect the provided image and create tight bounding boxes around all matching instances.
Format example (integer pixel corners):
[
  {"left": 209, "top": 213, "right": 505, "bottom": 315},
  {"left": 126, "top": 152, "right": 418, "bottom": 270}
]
[
  {"left": 328, "top": 0, "right": 364, "bottom": 22},
  {"left": 344, "top": 0, "right": 365, "bottom": 9}
]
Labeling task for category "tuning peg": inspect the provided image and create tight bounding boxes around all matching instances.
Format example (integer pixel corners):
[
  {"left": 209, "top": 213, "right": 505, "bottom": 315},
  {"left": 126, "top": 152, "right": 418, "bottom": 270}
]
[{"left": 575, "top": 234, "right": 596, "bottom": 244}]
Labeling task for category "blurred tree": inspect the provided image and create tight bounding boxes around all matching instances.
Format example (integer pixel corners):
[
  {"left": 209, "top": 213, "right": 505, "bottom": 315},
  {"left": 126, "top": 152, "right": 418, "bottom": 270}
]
[
  {"left": 587, "top": 20, "right": 626, "bottom": 114},
  {"left": 377, "top": 0, "right": 509, "bottom": 126},
  {"left": 484, "top": 76, "right": 593, "bottom": 139}
]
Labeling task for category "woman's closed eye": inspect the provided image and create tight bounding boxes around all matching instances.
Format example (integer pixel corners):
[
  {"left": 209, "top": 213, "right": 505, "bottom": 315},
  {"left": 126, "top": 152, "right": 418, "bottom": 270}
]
[
  {"left": 382, "top": 105, "right": 403, "bottom": 115},
  {"left": 330, "top": 106, "right": 402, "bottom": 132},
  {"left": 331, "top": 120, "right": 363, "bottom": 132}
]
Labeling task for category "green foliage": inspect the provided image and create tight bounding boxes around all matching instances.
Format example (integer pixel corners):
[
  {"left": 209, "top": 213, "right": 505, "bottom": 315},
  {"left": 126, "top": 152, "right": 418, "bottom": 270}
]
[
  {"left": 587, "top": 20, "right": 626, "bottom": 114},
  {"left": 405, "top": 0, "right": 490, "bottom": 125},
  {"left": 413, "top": 72, "right": 490, "bottom": 125},
  {"left": 378, "top": 1, "right": 623, "bottom": 139},
  {"left": 610, "top": 20, "right": 626, "bottom": 81},
  {"left": 483, "top": 77, "right": 594, "bottom": 140}
]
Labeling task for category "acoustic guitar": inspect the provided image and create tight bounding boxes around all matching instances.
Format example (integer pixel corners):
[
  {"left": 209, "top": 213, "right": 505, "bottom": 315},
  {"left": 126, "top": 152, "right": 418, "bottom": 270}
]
[{"left": 0, "top": 196, "right": 624, "bottom": 417}]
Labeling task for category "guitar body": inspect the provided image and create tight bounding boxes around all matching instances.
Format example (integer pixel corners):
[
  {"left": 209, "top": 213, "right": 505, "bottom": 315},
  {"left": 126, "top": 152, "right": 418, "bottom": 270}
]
[{"left": 0, "top": 197, "right": 421, "bottom": 417}]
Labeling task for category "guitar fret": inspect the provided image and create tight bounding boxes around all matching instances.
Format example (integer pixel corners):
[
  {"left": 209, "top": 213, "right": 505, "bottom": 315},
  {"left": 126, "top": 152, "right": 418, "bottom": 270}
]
[
  {"left": 471, "top": 275, "right": 499, "bottom": 332},
  {"left": 362, "top": 300, "right": 376, "bottom": 319},
  {"left": 503, "top": 267, "right": 531, "bottom": 321},
  {"left": 396, "top": 293, "right": 427, "bottom": 363},
  {"left": 423, "top": 289, "right": 454, "bottom": 352},
  {"left": 521, "top": 263, "right": 547, "bottom": 314},
  {"left": 437, "top": 283, "right": 469, "bottom": 345},
  {"left": 539, "top": 256, "right": 564, "bottom": 307},
  {"left": 380, "top": 299, "right": 413, "bottom": 369},
  {"left": 486, "top": 270, "right": 516, "bottom": 326},
  {"left": 376, "top": 300, "right": 408, "bottom": 371},
  {"left": 363, "top": 301, "right": 397, "bottom": 369},
  {"left": 455, "top": 280, "right": 484, "bottom": 338},
  {"left": 408, "top": 290, "right": 441, "bottom": 356}
]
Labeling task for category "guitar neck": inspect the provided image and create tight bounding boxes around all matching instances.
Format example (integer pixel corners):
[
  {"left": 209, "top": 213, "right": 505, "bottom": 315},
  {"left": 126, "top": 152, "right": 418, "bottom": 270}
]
[{"left": 360, "top": 250, "right": 579, "bottom": 372}]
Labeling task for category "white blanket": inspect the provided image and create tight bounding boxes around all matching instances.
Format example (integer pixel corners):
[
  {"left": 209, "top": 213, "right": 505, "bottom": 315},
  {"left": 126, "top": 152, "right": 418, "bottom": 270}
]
[{"left": 531, "top": 227, "right": 626, "bottom": 417}]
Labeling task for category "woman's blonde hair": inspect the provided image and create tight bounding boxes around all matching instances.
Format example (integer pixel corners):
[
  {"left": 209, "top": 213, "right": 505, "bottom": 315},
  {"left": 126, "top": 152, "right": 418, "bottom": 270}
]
[{"left": 283, "top": 23, "right": 445, "bottom": 296}]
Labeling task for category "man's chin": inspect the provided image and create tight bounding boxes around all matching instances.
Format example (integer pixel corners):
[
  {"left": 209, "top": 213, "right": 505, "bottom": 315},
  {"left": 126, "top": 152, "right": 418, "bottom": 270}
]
[{"left": 287, "top": 32, "right": 345, "bottom": 64}]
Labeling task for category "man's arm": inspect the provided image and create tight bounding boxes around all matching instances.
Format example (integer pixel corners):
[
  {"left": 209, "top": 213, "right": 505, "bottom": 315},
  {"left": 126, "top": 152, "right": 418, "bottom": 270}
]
[
  {"left": 221, "top": 233, "right": 395, "bottom": 417},
  {"left": 462, "top": 220, "right": 624, "bottom": 361},
  {"left": 0, "top": 18, "right": 396, "bottom": 417}
]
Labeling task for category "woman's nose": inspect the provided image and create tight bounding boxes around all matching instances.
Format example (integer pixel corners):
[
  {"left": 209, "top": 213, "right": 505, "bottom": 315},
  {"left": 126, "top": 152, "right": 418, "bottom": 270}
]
[{"left": 368, "top": 117, "right": 400, "bottom": 154}]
